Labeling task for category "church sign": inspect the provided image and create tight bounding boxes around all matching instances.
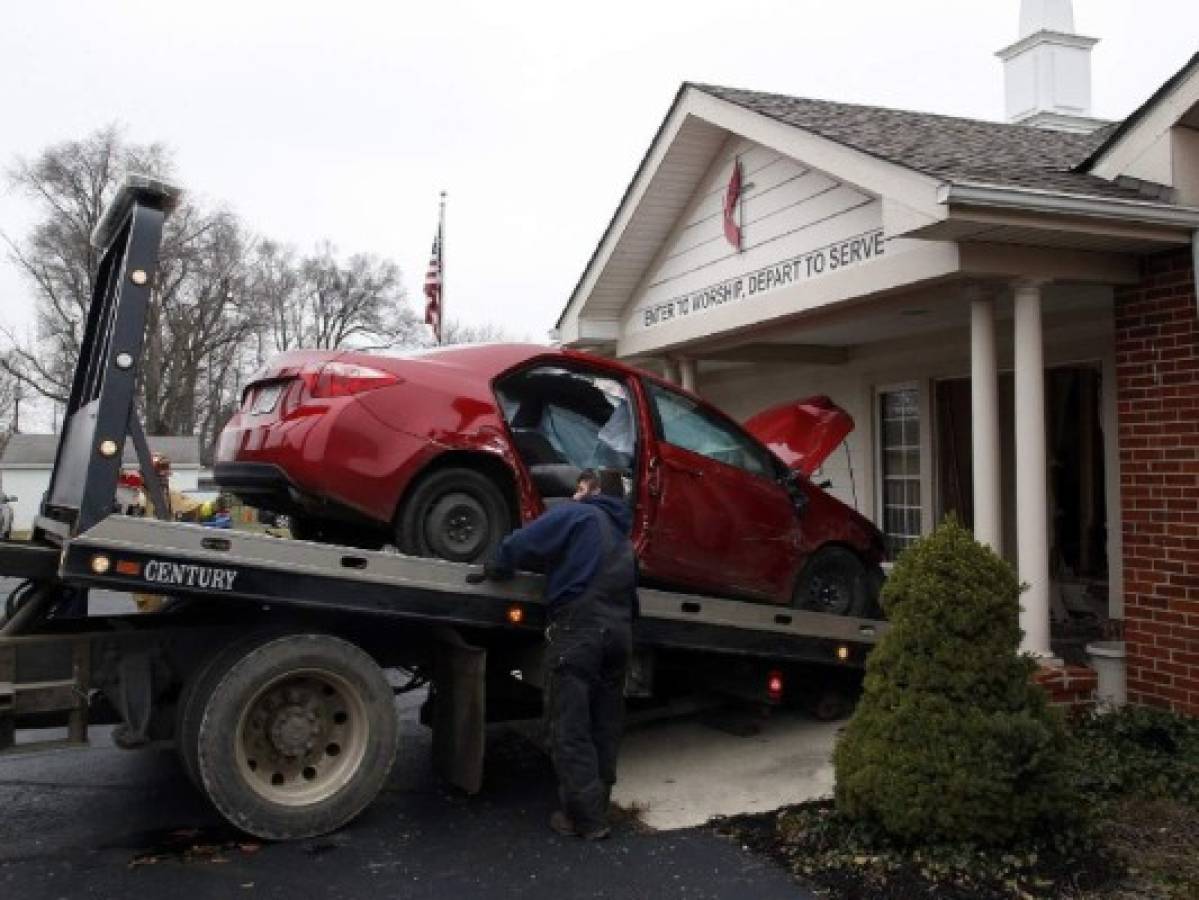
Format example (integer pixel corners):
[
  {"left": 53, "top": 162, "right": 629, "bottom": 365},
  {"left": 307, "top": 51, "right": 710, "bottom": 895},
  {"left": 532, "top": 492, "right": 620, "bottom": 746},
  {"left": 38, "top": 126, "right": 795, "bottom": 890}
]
[{"left": 637, "top": 228, "right": 886, "bottom": 331}]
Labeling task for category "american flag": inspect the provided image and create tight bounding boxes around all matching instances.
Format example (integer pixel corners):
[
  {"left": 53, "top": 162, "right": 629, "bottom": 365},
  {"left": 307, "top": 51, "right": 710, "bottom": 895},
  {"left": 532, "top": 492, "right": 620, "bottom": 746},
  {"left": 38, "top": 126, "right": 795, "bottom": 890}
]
[{"left": 423, "top": 223, "right": 443, "bottom": 344}]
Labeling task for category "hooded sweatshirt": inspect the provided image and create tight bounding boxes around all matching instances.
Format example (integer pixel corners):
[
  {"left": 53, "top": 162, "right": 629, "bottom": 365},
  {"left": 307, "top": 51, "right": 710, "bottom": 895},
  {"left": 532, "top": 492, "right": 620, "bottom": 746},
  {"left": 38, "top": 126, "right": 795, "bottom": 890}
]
[{"left": 490, "top": 494, "right": 638, "bottom": 615}]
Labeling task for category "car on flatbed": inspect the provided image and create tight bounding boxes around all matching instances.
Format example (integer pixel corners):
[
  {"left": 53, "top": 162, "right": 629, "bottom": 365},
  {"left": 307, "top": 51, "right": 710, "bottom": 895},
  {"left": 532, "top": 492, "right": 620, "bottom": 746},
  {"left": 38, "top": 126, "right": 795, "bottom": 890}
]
[{"left": 216, "top": 344, "right": 884, "bottom": 616}]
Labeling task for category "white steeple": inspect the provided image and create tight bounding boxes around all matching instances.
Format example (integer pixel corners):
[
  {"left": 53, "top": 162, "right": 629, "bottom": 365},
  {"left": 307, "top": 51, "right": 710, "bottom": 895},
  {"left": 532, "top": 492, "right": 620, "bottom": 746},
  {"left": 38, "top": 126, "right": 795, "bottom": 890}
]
[{"left": 997, "top": 0, "right": 1105, "bottom": 133}]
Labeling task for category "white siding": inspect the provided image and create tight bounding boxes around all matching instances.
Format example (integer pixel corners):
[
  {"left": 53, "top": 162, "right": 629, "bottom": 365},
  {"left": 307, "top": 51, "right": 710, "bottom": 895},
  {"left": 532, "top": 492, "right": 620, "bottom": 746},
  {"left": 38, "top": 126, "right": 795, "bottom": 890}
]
[{"left": 622, "top": 138, "right": 889, "bottom": 340}]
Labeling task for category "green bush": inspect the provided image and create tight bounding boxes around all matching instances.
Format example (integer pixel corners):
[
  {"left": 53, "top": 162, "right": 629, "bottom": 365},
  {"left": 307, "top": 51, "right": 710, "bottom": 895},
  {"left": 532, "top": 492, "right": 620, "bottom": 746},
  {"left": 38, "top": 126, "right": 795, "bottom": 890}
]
[
  {"left": 833, "top": 518, "right": 1079, "bottom": 845},
  {"left": 1068, "top": 705, "right": 1199, "bottom": 806}
]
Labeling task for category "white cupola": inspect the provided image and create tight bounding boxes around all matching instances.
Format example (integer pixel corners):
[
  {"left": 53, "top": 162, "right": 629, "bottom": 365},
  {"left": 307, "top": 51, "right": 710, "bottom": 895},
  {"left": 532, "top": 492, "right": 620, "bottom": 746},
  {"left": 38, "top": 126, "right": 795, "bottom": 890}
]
[{"left": 996, "top": 0, "right": 1106, "bottom": 133}]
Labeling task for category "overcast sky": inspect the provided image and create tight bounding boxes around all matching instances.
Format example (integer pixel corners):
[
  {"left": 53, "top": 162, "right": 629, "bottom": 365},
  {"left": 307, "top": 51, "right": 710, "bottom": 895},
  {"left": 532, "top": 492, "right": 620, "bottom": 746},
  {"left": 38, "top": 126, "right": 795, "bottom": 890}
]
[{"left": 1, "top": 0, "right": 1196, "bottom": 350}]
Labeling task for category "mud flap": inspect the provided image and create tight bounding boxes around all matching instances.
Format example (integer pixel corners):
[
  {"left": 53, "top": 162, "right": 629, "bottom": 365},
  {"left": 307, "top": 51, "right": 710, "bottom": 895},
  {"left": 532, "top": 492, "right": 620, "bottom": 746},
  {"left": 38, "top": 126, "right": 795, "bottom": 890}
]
[{"left": 431, "top": 627, "right": 486, "bottom": 794}]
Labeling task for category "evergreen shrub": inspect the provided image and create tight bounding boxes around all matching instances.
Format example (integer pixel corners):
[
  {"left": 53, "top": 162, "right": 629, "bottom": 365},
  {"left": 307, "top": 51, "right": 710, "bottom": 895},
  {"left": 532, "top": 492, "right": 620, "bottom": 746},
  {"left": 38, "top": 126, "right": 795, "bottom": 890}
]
[{"left": 833, "top": 518, "right": 1079, "bottom": 845}]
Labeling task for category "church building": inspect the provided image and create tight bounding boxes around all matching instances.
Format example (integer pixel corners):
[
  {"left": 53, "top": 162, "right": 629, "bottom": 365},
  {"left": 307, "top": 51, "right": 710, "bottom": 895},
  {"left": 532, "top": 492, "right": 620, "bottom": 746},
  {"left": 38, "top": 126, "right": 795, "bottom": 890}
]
[{"left": 556, "top": 1, "right": 1199, "bottom": 714}]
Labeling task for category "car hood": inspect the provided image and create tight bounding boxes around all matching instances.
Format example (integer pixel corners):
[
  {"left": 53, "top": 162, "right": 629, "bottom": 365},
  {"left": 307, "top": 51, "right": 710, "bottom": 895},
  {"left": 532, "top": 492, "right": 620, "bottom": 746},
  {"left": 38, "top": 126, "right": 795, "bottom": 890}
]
[{"left": 743, "top": 395, "right": 854, "bottom": 476}]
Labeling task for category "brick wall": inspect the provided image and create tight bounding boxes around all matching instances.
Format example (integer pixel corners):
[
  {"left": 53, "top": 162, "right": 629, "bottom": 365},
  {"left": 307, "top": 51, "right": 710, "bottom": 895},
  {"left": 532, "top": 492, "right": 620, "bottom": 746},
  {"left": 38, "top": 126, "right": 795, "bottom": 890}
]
[
  {"left": 1114, "top": 247, "right": 1199, "bottom": 716},
  {"left": 1032, "top": 664, "right": 1097, "bottom": 714}
]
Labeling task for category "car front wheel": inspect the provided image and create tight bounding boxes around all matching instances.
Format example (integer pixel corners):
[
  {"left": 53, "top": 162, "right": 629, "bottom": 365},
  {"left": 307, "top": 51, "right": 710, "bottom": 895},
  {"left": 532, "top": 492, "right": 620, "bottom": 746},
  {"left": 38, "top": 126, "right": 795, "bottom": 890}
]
[
  {"left": 793, "top": 547, "right": 869, "bottom": 617},
  {"left": 399, "top": 468, "right": 511, "bottom": 564}
]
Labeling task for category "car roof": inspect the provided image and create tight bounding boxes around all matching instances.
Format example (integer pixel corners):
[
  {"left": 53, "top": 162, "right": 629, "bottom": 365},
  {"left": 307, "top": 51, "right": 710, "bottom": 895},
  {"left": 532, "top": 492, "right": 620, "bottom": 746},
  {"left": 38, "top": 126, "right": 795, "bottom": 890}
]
[{"left": 354, "top": 342, "right": 664, "bottom": 386}]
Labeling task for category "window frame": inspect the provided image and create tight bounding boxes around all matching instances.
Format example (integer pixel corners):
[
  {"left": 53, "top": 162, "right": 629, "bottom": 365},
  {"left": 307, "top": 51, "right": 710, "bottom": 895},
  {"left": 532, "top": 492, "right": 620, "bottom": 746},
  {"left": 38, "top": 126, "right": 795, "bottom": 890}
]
[{"left": 874, "top": 381, "right": 927, "bottom": 560}]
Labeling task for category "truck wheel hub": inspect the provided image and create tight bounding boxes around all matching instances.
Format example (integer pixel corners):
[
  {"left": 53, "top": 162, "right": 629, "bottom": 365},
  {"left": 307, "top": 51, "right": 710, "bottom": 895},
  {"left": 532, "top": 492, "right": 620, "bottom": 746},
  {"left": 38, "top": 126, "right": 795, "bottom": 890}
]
[{"left": 269, "top": 705, "right": 320, "bottom": 756}]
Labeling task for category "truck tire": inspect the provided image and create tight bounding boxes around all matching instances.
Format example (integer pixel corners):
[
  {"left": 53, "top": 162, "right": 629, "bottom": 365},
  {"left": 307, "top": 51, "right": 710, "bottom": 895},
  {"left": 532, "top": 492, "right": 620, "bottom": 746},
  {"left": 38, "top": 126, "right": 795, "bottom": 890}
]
[
  {"left": 194, "top": 633, "right": 399, "bottom": 840},
  {"left": 176, "top": 630, "right": 288, "bottom": 790},
  {"left": 793, "top": 547, "right": 869, "bottom": 617}
]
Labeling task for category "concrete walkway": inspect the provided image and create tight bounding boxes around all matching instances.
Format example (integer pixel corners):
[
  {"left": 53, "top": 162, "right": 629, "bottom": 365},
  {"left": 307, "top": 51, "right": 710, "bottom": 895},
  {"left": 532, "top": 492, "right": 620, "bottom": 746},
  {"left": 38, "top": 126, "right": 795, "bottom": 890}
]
[{"left": 614, "top": 711, "right": 840, "bottom": 829}]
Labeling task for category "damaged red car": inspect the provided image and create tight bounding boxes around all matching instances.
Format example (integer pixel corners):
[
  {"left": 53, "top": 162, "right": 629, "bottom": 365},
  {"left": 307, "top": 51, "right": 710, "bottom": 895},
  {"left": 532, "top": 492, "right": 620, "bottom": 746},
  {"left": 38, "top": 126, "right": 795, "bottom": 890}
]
[{"left": 215, "top": 344, "right": 884, "bottom": 615}]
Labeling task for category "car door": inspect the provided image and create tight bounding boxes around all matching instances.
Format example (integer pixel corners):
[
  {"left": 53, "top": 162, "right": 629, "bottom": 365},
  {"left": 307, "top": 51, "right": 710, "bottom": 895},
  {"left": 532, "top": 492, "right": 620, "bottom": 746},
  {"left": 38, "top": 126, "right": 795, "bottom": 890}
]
[{"left": 637, "top": 379, "right": 803, "bottom": 602}]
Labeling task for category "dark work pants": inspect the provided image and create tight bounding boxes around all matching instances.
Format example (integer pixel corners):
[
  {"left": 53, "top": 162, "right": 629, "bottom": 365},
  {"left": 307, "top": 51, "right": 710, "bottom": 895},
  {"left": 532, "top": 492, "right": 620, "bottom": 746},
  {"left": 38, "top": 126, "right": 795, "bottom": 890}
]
[{"left": 545, "top": 622, "right": 631, "bottom": 832}]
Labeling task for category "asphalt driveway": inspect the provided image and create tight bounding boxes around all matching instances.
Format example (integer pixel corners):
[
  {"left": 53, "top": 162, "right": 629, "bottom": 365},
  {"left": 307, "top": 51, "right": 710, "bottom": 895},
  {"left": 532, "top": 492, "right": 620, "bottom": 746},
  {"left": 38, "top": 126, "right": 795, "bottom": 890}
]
[{"left": 0, "top": 692, "right": 812, "bottom": 899}]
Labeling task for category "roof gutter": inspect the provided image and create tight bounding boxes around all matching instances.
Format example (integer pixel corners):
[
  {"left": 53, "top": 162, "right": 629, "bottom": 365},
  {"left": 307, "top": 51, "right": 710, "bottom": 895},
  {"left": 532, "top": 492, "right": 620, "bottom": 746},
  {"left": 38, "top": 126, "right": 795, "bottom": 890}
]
[{"left": 939, "top": 182, "right": 1199, "bottom": 231}]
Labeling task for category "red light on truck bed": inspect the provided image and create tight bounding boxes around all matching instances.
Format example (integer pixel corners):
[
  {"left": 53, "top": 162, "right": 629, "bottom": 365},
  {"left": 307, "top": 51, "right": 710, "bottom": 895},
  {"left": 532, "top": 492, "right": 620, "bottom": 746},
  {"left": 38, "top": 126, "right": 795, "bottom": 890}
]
[
  {"left": 767, "top": 669, "right": 784, "bottom": 701},
  {"left": 115, "top": 560, "right": 142, "bottom": 576}
]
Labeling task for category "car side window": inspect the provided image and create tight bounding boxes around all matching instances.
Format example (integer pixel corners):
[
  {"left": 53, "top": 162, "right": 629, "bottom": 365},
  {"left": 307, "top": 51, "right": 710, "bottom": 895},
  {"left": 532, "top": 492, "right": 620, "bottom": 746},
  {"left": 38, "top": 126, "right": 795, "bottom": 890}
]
[{"left": 645, "top": 382, "right": 774, "bottom": 479}]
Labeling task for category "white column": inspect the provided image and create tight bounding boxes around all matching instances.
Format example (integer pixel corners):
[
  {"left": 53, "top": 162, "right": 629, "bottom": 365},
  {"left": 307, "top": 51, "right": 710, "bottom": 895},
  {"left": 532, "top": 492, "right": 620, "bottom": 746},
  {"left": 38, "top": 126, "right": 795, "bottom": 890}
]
[
  {"left": 970, "top": 293, "right": 1002, "bottom": 554},
  {"left": 1013, "top": 279, "right": 1053, "bottom": 657},
  {"left": 663, "top": 357, "right": 682, "bottom": 385},
  {"left": 678, "top": 357, "right": 698, "bottom": 394}
]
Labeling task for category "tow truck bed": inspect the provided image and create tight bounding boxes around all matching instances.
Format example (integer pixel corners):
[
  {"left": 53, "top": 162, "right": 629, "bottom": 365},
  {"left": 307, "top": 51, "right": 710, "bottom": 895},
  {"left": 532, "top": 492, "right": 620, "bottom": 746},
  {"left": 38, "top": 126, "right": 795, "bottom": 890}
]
[{"left": 61, "top": 515, "right": 882, "bottom": 664}]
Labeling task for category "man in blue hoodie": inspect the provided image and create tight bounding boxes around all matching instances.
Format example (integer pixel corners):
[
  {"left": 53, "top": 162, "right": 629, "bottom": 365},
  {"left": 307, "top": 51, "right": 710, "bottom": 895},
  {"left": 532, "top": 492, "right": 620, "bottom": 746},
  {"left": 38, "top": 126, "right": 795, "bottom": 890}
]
[{"left": 473, "top": 469, "right": 637, "bottom": 840}]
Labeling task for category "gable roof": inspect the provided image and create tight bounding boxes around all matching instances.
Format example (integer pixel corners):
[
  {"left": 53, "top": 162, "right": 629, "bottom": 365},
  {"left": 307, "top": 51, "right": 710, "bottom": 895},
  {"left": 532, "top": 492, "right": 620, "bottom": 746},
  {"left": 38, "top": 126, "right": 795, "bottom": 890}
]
[
  {"left": 0, "top": 434, "right": 202, "bottom": 468},
  {"left": 693, "top": 84, "right": 1142, "bottom": 200},
  {"left": 1079, "top": 51, "right": 1199, "bottom": 171}
]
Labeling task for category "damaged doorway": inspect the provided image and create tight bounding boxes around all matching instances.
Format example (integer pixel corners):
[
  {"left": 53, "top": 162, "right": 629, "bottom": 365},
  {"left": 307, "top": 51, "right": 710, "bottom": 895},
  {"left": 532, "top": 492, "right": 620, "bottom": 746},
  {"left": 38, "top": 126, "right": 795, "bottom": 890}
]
[{"left": 935, "top": 365, "right": 1108, "bottom": 591}]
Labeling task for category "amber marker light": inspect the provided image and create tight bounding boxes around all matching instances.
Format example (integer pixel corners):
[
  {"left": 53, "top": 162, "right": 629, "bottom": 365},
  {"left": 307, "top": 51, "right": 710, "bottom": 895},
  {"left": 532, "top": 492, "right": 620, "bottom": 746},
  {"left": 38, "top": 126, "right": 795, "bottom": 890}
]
[
  {"left": 90, "top": 555, "right": 111, "bottom": 575},
  {"left": 836, "top": 645, "right": 851, "bottom": 662},
  {"left": 115, "top": 560, "right": 141, "bottom": 577},
  {"left": 506, "top": 605, "right": 524, "bottom": 625}
]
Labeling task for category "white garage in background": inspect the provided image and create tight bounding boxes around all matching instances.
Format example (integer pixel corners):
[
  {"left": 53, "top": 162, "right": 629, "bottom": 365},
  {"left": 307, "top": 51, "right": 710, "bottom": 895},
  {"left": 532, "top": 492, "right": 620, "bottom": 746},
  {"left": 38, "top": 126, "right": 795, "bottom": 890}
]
[{"left": 0, "top": 434, "right": 201, "bottom": 533}]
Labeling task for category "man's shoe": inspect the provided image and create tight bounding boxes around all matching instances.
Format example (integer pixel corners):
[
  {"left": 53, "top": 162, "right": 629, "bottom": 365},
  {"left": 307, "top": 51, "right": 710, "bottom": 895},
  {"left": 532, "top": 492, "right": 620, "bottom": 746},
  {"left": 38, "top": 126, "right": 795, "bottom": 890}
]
[
  {"left": 549, "top": 810, "right": 576, "bottom": 837},
  {"left": 549, "top": 810, "right": 611, "bottom": 840}
]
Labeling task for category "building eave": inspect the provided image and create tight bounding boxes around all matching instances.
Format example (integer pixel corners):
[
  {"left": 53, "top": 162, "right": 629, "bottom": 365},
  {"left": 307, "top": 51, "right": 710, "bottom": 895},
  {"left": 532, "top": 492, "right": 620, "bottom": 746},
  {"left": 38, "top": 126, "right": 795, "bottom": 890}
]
[{"left": 940, "top": 182, "right": 1199, "bottom": 232}]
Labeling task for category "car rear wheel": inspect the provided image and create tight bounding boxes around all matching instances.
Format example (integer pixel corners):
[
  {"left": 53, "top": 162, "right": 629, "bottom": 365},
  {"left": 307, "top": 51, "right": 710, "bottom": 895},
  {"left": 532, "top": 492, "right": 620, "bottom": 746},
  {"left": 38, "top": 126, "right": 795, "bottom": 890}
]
[
  {"left": 399, "top": 468, "right": 511, "bottom": 564},
  {"left": 793, "top": 547, "right": 869, "bottom": 617}
]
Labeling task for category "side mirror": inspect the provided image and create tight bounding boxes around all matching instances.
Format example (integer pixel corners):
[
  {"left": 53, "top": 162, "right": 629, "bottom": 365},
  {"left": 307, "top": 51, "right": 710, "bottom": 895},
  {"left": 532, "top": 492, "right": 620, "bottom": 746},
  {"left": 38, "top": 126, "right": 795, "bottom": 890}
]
[{"left": 782, "top": 471, "right": 809, "bottom": 516}]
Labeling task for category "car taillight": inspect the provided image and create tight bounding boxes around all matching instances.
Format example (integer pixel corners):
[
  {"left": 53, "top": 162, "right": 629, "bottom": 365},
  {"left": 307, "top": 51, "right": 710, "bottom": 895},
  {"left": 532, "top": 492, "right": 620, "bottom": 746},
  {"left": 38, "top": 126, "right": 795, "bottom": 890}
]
[{"left": 302, "top": 362, "right": 401, "bottom": 398}]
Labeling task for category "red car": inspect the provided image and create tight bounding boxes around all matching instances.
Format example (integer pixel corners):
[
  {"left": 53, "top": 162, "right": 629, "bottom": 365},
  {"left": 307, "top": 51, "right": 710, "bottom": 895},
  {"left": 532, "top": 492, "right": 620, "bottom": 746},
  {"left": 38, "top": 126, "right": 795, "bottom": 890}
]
[{"left": 215, "top": 344, "right": 884, "bottom": 615}]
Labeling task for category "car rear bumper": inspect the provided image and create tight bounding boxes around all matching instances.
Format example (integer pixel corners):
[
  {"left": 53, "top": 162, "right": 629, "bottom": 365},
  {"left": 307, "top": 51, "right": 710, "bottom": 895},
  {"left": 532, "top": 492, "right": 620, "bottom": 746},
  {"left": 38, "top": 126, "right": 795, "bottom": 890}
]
[
  {"left": 214, "top": 462, "right": 302, "bottom": 511},
  {"left": 217, "top": 461, "right": 389, "bottom": 530}
]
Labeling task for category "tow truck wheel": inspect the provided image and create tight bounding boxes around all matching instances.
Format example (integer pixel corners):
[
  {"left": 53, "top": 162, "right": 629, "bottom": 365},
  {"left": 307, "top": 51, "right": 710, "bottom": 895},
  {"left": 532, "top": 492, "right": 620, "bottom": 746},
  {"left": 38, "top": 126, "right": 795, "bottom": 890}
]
[
  {"left": 176, "top": 630, "right": 289, "bottom": 790},
  {"left": 195, "top": 633, "right": 398, "bottom": 840}
]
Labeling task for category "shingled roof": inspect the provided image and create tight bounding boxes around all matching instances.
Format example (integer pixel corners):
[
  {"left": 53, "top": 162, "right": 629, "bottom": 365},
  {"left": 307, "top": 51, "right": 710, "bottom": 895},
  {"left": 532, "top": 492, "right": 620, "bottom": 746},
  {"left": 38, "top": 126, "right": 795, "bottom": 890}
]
[{"left": 693, "top": 83, "right": 1147, "bottom": 202}]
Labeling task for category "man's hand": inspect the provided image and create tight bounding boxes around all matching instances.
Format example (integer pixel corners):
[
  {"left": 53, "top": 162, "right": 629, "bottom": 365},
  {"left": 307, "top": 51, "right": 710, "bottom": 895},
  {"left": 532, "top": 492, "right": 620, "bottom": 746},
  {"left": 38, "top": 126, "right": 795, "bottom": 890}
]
[{"left": 466, "top": 561, "right": 513, "bottom": 585}]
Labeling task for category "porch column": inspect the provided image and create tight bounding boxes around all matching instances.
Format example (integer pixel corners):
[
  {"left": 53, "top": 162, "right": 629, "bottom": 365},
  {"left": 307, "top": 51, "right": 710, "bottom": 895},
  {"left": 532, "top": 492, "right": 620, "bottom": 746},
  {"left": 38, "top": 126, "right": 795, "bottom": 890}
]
[
  {"left": 1013, "top": 278, "right": 1053, "bottom": 658},
  {"left": 970, "top": 291, "right": 1002, "bottom": 553},
  {"left": 663, "top": 357, "right": 682, "bottom": 385},
  {"left": 678, "top": 357, "right": 698, "bottom": 393}
]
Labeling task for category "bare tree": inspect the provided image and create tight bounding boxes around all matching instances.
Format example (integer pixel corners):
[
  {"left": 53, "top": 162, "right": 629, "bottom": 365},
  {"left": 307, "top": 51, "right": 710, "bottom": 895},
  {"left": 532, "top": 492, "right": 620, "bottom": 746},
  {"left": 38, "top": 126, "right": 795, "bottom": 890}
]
[
  {"left": 1, "top": 125, "right": 171, "bottom": 402},
  {"left": 440, "top": 319, "right": 518, "bottom": 346},
  {"left": 143, "top": 206, "right": 260, "bottom": 458},
  {"left": 299, "top": 244, "right": 420, "bottom": 350},
  {"left": 246, "top": 239, "right": 303, "bottom": 360},
  {"left": 0, "top": 357, "right": 16, "bottom": 457}
]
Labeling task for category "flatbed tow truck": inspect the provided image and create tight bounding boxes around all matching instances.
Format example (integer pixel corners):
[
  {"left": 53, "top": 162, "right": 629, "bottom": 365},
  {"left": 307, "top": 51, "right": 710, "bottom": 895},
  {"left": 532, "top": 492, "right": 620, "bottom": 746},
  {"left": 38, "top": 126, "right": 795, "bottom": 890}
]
[{"left": 0, "top": 178, "right": 886, "bottom": 840}]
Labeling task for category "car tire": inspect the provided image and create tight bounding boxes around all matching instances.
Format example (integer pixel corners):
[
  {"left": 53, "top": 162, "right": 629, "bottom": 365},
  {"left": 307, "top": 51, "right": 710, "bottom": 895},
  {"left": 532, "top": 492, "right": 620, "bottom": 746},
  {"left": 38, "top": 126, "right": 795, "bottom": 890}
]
[
  {"left": 793, "top": 547, "right": 869, "bottom": 617},
  {"left": 194, "top": 632, "right": 399, "bottom": 840},
  {"left": 399, "top": 468, "right": 510, "bottom": 564}
]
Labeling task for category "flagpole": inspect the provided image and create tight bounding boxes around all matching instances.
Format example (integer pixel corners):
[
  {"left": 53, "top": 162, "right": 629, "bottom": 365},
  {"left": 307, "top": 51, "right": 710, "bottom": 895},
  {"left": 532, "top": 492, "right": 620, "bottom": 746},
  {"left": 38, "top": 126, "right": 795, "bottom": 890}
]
[{"left": 438, "top": 190, "right": 447, "bottom": 346}]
